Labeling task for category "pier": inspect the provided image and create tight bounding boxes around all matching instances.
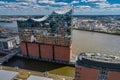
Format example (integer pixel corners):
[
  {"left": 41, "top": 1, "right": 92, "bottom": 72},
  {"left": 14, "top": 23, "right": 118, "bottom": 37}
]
[{"left": 0, "top": 47, "right": 21, "bottom": 65}]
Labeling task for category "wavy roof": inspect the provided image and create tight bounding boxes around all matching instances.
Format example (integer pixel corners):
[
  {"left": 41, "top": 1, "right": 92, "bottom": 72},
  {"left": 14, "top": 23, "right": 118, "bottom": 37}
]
[
  {"left": 31, "top": 15, "right": 49, "bottom": 22},
  {"left": 53, "top": 8, "right": 72, "bottom": 14},
  {"left": 54, "top": 9, "right": 72, "bottom": 14}
]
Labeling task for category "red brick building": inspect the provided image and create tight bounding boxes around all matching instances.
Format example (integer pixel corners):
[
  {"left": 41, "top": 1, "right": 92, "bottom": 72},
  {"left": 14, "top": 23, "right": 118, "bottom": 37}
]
[
  {"left": 74, "top": 53, "right": 120, "bottom": 80},
  {"left": 20, "top": 42, "right": 72, "bottom": 62},
  {"left": 40, "top": 44, "right": 53, "bottom": 59},
  {"left": 54, "top": 45, "right": 72, "bottom": 62}
]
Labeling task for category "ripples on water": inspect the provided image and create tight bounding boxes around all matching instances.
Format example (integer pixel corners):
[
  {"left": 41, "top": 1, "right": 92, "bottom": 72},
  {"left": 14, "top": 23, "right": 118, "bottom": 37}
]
[{"left": 72, "top": 30, "right": 120, "bottom": 56}]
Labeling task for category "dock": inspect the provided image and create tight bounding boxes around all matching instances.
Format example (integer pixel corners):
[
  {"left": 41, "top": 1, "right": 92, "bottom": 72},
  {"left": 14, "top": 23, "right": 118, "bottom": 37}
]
[
  {"left": 0, "top": 47, "right": 76, "bottom": 66},
  {"left": 0, "top": 47, "right": 21, "bottom": 65}
]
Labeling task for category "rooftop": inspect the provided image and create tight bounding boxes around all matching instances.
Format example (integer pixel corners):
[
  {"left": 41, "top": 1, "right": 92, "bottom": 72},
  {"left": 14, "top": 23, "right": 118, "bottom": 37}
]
[
  {"left": 54, "top": 8, "right": 72, "bottom": 15},
  {"left": 31, "top": 15, "right": 49, "bottom": 22},
  {"left": 0, "top": 36, "right": 16, "bottom": 41},
  {"left": 77, "top": 52, "right": 120, "bottom": 71},
  {"left": 27, "top": 75, "right": 53, "bottom": 80},
  {"left": 79, "top": 52, "right": 120, "bottom": 63},
  {"left": 0, "top": 70, "right": 18, "bottom": 80}
]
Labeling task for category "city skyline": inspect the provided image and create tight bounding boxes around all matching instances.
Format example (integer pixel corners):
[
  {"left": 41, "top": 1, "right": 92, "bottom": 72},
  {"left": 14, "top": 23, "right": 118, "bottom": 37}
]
[{"left": 0, "top": 0, "right": 120, "bottom": 15}]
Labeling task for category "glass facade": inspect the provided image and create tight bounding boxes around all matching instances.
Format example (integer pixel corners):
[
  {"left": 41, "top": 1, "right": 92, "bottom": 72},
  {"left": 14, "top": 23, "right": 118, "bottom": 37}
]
[
  {"left": 3, "top": 42, "right": 8, "bottom": 49},
  {"left": 17, "top": 8, "right": 73, "bottom": 46}
]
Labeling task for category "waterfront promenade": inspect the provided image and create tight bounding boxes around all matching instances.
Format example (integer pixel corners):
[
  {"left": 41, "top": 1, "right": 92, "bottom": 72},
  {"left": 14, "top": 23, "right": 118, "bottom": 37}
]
[{"left": 0, "top": 66, "right": 74, "bottom": 80}]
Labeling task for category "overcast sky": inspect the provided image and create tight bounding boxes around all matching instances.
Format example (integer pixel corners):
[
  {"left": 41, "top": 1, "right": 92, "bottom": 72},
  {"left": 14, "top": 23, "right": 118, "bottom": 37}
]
[{"left": 0, "top": 0, "right": 120, "bottom": 15}]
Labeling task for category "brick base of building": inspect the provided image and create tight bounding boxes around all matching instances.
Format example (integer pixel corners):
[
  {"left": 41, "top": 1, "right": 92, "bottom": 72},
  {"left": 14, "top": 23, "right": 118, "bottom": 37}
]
[{"left": 20, "top": 42, "right": 72, "bottom": 62}]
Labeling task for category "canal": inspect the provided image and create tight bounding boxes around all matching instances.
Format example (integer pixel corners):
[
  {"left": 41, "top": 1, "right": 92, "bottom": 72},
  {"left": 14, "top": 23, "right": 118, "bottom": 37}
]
[{"left": 3, "top": 56, "right": 75, "bottom": 77}]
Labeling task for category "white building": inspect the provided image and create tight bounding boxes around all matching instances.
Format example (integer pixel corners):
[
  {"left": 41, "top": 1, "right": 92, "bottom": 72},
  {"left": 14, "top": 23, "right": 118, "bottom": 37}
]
[
  {"left": 27, "top": 75, "right": 53, "bottom": 80},
  {"left": 0, "top": 37, "right": 17, "bottom": 51},
  {"left": 0, "top": 70, "right": 18, "bottom": 80}
]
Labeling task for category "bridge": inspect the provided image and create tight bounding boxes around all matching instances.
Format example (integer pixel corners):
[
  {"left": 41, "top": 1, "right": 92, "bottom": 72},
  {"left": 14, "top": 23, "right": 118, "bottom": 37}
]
[{"left": 0, "top": 47, "right": 21, "bottom": 65}]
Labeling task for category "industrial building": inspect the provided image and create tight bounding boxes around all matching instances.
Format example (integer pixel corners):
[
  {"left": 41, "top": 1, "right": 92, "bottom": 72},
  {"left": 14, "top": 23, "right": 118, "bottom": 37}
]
[
  {"left": 18, "top": 8, "right": 73, "bottom": 62},
  {"left": 74, "top": 52, "right": 120, "bottom": 80}
]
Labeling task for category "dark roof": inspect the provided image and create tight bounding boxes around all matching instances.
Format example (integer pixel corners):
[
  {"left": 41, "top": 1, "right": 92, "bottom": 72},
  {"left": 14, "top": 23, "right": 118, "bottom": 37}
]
[{"left": 76, "top": 53, "right": 120, "bottom": 72}]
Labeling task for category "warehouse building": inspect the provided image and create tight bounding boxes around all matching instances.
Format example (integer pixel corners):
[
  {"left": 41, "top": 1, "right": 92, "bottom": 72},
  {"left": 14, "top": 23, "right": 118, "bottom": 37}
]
[{"left": 74, "top": 52, "right": 120, "bottom": 80}]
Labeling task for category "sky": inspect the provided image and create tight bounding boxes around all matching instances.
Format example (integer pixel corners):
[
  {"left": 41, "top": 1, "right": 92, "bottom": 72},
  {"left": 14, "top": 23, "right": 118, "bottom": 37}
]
[{"left": 0, "top": 0, "right": 120, "bottom": 15}]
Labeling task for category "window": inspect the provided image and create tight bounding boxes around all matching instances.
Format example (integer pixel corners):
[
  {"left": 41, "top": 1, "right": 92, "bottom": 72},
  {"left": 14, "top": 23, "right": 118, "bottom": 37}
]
[
  {"left": 3, "top": 42, "right": 8, "bottom": 49},
  {"left": 98, "top": 69, "right": 107, "bottom": 80},
  {"left": 0, "top": 41, "right": 2, "bottom": 48}
]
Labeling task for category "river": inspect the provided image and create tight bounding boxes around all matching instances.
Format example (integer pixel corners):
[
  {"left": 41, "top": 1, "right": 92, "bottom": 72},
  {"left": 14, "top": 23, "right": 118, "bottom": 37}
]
[
  {"left": 0, "top": 21, "right": 18, "bottom": 31},
  {"left": 72, "top": 30, "right": 120, "bottom": 56}
]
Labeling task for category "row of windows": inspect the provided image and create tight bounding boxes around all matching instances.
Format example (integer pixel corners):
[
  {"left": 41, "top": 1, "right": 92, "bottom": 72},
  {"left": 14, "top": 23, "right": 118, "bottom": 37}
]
[
  {"left": 98, "top": 69, "right": 108, "bottom": 80},
  {"left": 0, "top": 41, "right": 8, "bottom": 49}
]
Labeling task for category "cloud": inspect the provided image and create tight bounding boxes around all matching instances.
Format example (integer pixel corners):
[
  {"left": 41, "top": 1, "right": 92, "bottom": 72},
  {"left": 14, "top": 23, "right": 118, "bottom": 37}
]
[
  {"left": 74, "top": 7, "right": 120, "bottom": 15},
  {"left": 16, "top": 0, "right": 37, "bottom": 3},
  {"left": 76, "top": 5, "right": 91, "bottom": 9},
  {"left": 0, "top": 0, "right": 54, "bottom": 15},
  {"left": 81, "top": 0, "right": 107, "bottom": 3},
  {"left": 71, "top": 0, "right": 79, "bottom": 4},
  {"left": 38, "top": 0, "right": 54, "bottom": 4},
  {"left": 95, "top": 2, "right": 120, "bottom": 9},
  {"left": 73, "top": 0, "right": 120, "bottom": 15},
  {"left": 95, "top": 2, "right": 110, "bottom": 8},
  {"left": 0, "top": 1, "right": 5, "bottom": 4},
  {"left": 0, "top": 0, "right": 120, "bottom": 15},
  {"left": 38, "top": 0, "right": 68, "bottom": 6}
]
